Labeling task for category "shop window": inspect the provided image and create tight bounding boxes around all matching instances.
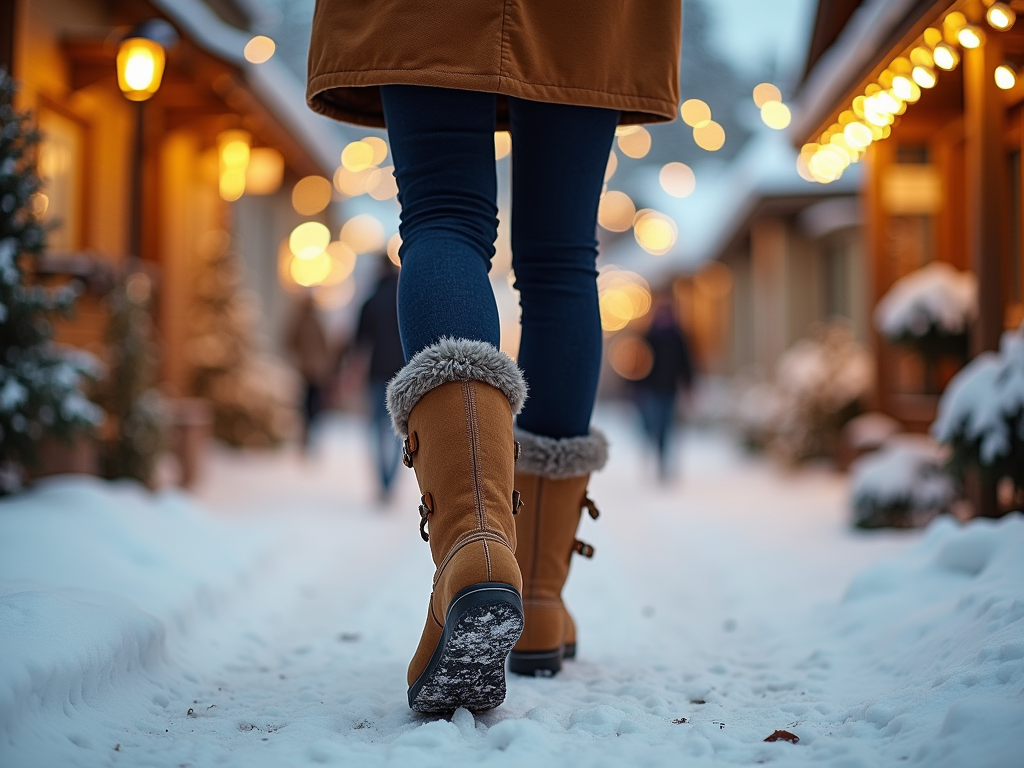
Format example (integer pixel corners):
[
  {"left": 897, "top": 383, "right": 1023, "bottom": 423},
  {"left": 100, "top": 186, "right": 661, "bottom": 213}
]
[{"left": 36, "top": 106, "right": 86, "bottom": 253}]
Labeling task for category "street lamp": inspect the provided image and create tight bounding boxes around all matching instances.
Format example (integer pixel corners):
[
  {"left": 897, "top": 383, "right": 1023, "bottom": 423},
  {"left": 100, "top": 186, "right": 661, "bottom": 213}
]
[{"left": 114, "top": 20, "right": 177, "bottom": 262}]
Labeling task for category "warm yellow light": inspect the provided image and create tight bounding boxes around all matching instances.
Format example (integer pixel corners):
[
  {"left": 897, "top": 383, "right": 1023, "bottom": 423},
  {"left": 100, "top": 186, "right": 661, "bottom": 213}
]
[
  {"left": 862, "top": 96, "right": 893, "bottom": 126},
  {"left": 912, "top": 65, "right": 938, "bottom": 88},
  {"left": 361, "top": 136, "right": 388, "bottom": 166},
  {"left": 843, "top": 121, "right": 873, "bottom": 149},
  {"left": 891, "top": 76, "right": 921, "bottom": 103},
  {"left": 608, "top": 335, "right": 654, "bottom": 380},
  {"left": 693, "top": 120, "right": 726, "bottom": 151},
  {"left": 243, "top": 35, "right": 276, "bottom": 64},
  {"left": 243, "top": 147, "right": 283, "bottom": 195},
  {"left": 387, "top": 233, "right": 402, "bottom": 266},
  {"left": 933, "top": 43, "right": 959, "bottom": 70},
  {"left": 924, "top": 27, "right": 944, "bottom": 48},
  {"left": 341, "top": 141, "right": 375, "bottom": 172},
  {"left": 116, "top": 38, "right": 166, "bottom": 101},
  {"left": 659, "top": 162, "right": 696, "bottom": 198},
  {"left": 292, "top": 176, "right": 333, "bottom": 216},
  {"left": 333, "top": 166, "right": 371, "bottom": 197},
  {"left": 290, "top": 250, "right": 332, "bottom": 287},
  {"left": 752, "top": 83, "right": 782, "bottom": 108},
  {"left": 367, "top": 166, "right": 399, "bottom": 201},
  {"left": 597, "top": 190, "right": 636, "bottom": 232},
  {"left": 633, "top": 210, "right": 677, "bottom": 255},
  {"left": 875, "top": 90, "right": 902, "bottom": 113},
  {"left": 796, "top": 154, "right": 816, "bottom": 182},
  {"left": 910, "top": 46, "right": 934, "bottom": 69},
  {"left": 340, "top": 213, "right": 385, "bottom": 254},
  {"left": 957, "top": 25, "right": 985, "bottom": 49},
  {"left": 605, "top": 150, "right": 618, "bottom": 181},
  {"left": 289, "top": 221, "right": 331, "bottom": 260},
  {"left": 615, "top": 125, "right": 640, "bottom": 137},
  {"left": 322, "top": 241, "right": 357, "bottom": 285},
  {"left": 494, "top": 131, "right": 511, "bottom": 160},
  {"left": 760, "top": 101, "right": 792, "bottom": 129},
  {"left": 680, "top": 99, "right": 712, "bottom": 127},
  {"left": 943, "top": 11, "right": 968, "bottom": 37},
  {"left": 987, "top": 3, "right": 1016, "bottom": 30},
  {"left": 617, "top": 126, "right": 651, "bottom": 158},
  {"left": 218, "top": 129, "right": 251, "bottom": 200},
  {"left": 995, "top": 64, "right": 1017, "bottom": 90}
]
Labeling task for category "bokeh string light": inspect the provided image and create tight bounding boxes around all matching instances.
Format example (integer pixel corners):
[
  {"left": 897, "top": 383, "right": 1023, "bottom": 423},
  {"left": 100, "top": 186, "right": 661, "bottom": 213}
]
[{"left": 800, "top": 7, "right": 1016, "bottom": 184}]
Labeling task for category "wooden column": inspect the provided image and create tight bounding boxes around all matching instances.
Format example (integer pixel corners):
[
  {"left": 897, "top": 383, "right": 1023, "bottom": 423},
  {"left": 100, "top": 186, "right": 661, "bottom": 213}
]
[
  {"left": 964, "top": 13, "right": 1008, "bottom": 356},
  {"left": 963, "top": 5, "right": 1007, "bottom": 516},
  {"left": 750, "top": 217, "right": 788, "bottom": 374}
]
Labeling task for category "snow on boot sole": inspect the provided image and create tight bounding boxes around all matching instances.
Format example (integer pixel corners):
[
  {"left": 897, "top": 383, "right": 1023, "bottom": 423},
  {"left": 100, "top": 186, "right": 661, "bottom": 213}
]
[
  {"left": 509, "top": 647, "right": 563, "bottom": 677},
  {"left": 408, "top": 583, "right": 524, "bottom": 713}
]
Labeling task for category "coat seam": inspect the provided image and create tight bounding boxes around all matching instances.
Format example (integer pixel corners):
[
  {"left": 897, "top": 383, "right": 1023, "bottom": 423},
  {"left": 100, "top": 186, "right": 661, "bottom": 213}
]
[{"left": 498, "top": 0, "right": 511, "bottom": 79}]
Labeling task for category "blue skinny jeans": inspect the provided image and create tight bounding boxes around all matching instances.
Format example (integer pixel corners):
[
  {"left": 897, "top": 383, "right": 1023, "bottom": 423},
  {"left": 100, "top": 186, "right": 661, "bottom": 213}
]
[{"left": 381, "top": 86, "right": 619, "bottom": 439}]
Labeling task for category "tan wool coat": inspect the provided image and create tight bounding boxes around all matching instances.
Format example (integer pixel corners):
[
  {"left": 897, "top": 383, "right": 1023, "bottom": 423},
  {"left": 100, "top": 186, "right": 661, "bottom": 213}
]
[{"left": 306, "top": 1, "right": 682, "bottom": 129}]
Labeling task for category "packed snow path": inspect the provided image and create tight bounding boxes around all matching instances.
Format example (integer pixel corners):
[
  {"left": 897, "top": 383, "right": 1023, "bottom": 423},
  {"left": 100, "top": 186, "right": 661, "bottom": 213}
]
[{"left": 2, "top": 410, "right": 1022, "bottom": 767}]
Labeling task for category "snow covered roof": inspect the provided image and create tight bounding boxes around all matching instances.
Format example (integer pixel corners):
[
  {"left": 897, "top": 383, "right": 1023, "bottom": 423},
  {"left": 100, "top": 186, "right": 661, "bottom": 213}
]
[{"left": 149, "top": 0, "right": 346, "bottom": 178}]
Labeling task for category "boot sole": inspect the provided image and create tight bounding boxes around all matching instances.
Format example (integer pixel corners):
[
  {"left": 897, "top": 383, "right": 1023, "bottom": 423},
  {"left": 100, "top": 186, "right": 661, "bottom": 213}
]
[
  {"left": 509, "top": 647, "right": 563, "bottom": 677},
  {"left": 407, "top": 583, "right": 524, "bottom": 713}
]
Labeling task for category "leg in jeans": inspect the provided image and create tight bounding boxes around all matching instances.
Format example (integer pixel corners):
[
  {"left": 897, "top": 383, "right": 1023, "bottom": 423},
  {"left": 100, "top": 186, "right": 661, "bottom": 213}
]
[
  {"left": 509, "top": 97, "right": 619, "bottom": 439},
  {"left": 380, "top": 85, "right": 500, "bottom": 359},
  {"left": 370, "top": 379, "right": 401, "bottom": 495}
]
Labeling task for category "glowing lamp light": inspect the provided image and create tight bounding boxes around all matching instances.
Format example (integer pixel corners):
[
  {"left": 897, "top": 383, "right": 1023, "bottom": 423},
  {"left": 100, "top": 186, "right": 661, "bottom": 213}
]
[
  {"left": 289, "top": 221, "right": 331, "bottom": 260},
  {"left": 605, "top": 150, "right": 618, "bottom": 181},
  {"left": 659, "top": 162, "right": 696, "bottom": 198},
  {"left": 341, "top": 141, "right": 375, "bottom": 172},
  {"left": 680, "top": 99, "right": 712, "bottom": 127},
  {"left": 597, "top": 190, "right": 636, "bottom": 232},
  {"left": 760, "top": 101, "right": 792, "bottom": 129},
  {"left": 693, "top": 120, "right": 726, "bottom": 151},
  {"left": 987, "top": 3, "right": 1016, "bottom": 30},
  {"left": 617, "top": 126, "right": 651, "bottom": 158},
  {"left": 363, "top": 136, "right": 388, "bottom": 165},
  {"left": 912, "top": 65, "right": 938, "bottom": 88},
  {"left": 995, "top": 65, "right": 1017, "bottom": 90},
  {"left": 116, "top": 38, "right": 166, "bottom": 101},
  {"left": 340, "top": 213, "right": 385, "bottom": 254},
  {"left": 243, "top": 35, "right": 276, "bottom": 64},
  {"left": 957, "top": 25, "right": 985, "bottom": 49},
  {"left": 387, "top": 233, "right": 402, "bottom": 267},
  {"left": 933, "top": 43, "right": 960, "bottom": 70},
  {"left": 891, "top": 76, "right": 921, "bottom": 103},
  {"left": 843, "top": 121, "right": 873, "bottom": 150},
  {"left": 633, "top": 210, "right": 677, "bottom": 255},
  {"left": 245, "top": 147, "right": 284, "bottom": 195},
  {"left": 290, "top": 250, "right": 332, "bottom": 287},
  {"left": 292, "top": 175, "right": 333, "bottom": 215},
  {"left": 218, "top": 129, "right": 251, "bottom": 201},
  {"left": 752, "top": 83, "right": 782, "bottom": 108},
  {"left": 875, "top": 90, "right": 902, "bottom": 114},
  {"left": 494, "top": 131, "right": 511, "bottom": 160}
]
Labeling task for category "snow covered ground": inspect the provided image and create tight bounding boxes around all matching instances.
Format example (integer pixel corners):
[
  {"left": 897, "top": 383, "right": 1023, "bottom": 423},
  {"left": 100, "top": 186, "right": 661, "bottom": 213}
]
[{"left": 2, "top": 408, "right": 1022, "bottom": 767}]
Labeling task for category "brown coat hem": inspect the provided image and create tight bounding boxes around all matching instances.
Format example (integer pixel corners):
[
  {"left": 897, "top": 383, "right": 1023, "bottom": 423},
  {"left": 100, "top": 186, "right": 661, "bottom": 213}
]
[{"left": 307, "top": 70, "right": 677, "bottom": 130}]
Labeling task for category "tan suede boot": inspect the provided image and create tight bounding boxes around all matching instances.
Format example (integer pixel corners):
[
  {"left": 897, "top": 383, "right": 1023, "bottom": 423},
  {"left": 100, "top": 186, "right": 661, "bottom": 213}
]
[
  {"left": 509, "top": 427, "right": 607, "bottom": 676},
  {"left": 386, "top": 338, "right": 528, "bottom": 713}
]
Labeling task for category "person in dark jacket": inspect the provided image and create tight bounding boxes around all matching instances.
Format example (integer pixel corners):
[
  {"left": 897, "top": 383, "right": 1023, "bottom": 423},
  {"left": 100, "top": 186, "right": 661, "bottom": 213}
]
[
  {"left": 635, "top": 291, "right": 695, "bottom": 483},
  {"left": 354, "top": 257, "right": 405, "bottom": 502}
]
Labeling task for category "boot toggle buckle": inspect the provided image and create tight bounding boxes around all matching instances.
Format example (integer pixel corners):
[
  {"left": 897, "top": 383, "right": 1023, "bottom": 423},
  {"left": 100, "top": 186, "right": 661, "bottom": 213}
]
[
  {"left": 583, "top": 495, "right": 600, "bottom": 520},
  {"left": 418, "top": 492, "right": 434, "bottom": 542},
  {"left": 573, "top": 539, "right": 595, "bottom": 558},
  {"left": 403, "top": 431, "right": 419, "bottom": 468},
  {"left": 511, "top": 489, "right": 523, "bottom": 515}
]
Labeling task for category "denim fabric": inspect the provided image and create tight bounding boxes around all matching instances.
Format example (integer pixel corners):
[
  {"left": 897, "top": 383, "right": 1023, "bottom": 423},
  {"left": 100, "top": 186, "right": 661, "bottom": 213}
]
[
  {"left": 381, "top": 85, "right": 618, "bottom": 439},
  {"left": 370, "top": 379, "right": 402, "bottom": 492},
  {"left": 636, "top": 389, "right": 676, "bottom": 479}
]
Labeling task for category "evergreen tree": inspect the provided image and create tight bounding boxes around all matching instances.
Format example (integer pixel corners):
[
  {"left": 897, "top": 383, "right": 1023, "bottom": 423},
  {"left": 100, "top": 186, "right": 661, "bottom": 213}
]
[
  {"left": 98, "top": 270, "right": 167, "bottom": 483},
  {"left": 0, "top": 69, "right": 102, "bottom": 493},
  {"left": 189, "top": 239, "right": 295, "bottom": 447}
]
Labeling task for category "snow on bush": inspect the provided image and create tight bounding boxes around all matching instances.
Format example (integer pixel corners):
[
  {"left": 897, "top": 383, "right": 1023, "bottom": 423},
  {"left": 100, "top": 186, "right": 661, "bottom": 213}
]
[
  {"left": 874, "top": 261, "right": 977, "bottom": 341},
  {"left": 735, "top": 322, "right": 873, "bottom": 464},
  {"left": 932, "top": 322, "right": 1024, "bottom": 506},
  {"left": 849, "top": 435, "right": 957, "bottom": 528}
]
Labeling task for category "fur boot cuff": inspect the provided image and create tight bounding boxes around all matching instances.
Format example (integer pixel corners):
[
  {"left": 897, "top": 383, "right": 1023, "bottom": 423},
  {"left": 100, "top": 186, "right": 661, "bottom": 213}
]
[
  {"left": 386, "top": 337, "right": 527, "bottom": 437},
  {"left": 513, "top": 427, "right": 609, "bottom": 479}
]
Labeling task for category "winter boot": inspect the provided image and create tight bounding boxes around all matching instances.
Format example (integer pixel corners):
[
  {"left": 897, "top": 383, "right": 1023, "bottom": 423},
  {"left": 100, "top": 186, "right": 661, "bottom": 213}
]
[
  {"left": 386, "top": 338, "right": 528, "bottom": 713},
  {"left": 508, "top": 427, "right": 607, "bottom": 676}
]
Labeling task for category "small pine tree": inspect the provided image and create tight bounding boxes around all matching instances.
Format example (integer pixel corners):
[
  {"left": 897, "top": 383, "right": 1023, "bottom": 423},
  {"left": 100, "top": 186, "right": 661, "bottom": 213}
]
[
  {"left": 98, "top": 270, "right": 167, "bottom": 483},
  {"left": 189, "top": 239, "right": 295, "bottom": 447},
  {"left": 0, "top": 69, "right": 102, "bottom": 493}
]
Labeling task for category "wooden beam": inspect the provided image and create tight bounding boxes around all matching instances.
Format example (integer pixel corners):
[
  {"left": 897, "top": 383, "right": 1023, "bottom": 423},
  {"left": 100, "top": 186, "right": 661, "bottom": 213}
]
[{"left": 0, "top": 0, "right": 14, "bottom": 75}]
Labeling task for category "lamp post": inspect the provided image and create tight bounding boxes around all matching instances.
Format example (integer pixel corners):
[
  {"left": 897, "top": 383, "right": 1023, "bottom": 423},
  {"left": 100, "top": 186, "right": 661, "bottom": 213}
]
[{"left": 114, "top": 19, "right": 178, "bottom": 263}]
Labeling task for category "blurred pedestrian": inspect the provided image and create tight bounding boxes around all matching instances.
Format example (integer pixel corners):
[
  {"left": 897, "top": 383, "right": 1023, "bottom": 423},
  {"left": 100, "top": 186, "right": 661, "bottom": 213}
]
[
  {"left": 308, "top": 1, "right": 681, "bottom": 712},
  {"left": 634, "top": 291, "right": 695, "bottom": 483},
  {"left": 354, "top": 256, "right": 405, "bottom": 503},
  {"left": 286, "top": 292, "right": 331, "bottom": 454}
]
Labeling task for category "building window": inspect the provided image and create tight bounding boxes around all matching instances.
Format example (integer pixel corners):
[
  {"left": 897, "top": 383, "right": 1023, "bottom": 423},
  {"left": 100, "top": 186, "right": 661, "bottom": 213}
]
[{"left": 36, "top": 106, "right": 86, "bottom": 253}]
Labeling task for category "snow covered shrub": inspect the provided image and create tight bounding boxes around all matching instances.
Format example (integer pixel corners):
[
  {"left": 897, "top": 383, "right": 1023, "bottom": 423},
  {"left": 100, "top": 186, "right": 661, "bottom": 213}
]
[
  {"left": 874, "top": 261, "right": 977, "bottom": 361},
  {"left": 850, "top": 436, "right": 957, "bottom": 529},
  {"left": 189, "top": 240, "right": 297, "bottom": 447},
  {"left": 0, "top": 70, "right": 102, "bottom": 493},
  {"left": 768, "top": 321, "right": 874, "bottom": 465},
  {"left": 932, "top": 322, "right": 1024, "bottom": 513},
  {"left": 733, "top": 379, "right": 786, "bottom": 451}
]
